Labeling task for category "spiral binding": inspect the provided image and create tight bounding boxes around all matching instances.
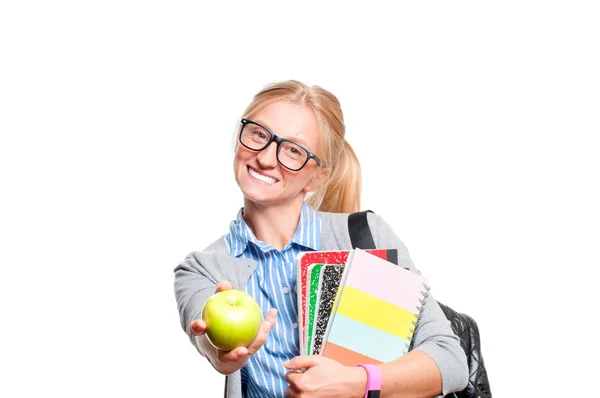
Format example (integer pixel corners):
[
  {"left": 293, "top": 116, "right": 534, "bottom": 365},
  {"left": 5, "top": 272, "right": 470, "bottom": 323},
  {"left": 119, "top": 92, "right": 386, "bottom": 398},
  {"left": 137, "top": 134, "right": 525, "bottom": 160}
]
[{"left": 405, "top": 283, "right": 431, "bottom": 351}]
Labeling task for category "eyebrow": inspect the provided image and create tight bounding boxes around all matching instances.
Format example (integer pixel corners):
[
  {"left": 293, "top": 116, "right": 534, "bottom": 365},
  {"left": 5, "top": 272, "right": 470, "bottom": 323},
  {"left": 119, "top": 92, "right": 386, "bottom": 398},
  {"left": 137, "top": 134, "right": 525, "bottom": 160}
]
[{"left": 252, "top": 119, "right": 310, "bottom": 147}]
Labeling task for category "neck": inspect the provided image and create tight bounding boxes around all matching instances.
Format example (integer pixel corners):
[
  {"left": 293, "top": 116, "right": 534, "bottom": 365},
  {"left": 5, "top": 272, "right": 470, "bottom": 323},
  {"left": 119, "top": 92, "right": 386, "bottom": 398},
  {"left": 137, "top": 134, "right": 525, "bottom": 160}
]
[{"left": 243, "top": 199, "right": 304, "bottom": 251}]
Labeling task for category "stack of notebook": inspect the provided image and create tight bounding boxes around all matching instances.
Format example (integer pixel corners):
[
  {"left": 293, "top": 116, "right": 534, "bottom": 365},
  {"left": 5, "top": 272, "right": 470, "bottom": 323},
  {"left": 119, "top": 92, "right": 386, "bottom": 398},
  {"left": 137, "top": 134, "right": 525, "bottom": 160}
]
[{"left": 296, "top": 248, "right": 429, "bottom": 365}]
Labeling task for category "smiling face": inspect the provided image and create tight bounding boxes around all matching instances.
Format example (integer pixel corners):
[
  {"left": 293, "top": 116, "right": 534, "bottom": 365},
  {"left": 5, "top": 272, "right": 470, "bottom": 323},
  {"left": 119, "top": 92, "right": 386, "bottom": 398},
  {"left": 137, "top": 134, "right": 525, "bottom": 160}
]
[{"left": 234, "top": 100, "right": 325, "bottom": 210}]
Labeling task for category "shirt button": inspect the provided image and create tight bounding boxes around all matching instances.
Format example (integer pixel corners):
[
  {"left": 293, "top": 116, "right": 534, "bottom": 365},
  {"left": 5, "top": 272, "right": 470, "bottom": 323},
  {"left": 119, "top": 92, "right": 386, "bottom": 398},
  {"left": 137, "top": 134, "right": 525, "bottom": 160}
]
[
  {"left": 282, "top": 287, "right": 290, "bottom": 294},
  {"left": 292, "top": 322, "right": 299, "bottom": 329}
]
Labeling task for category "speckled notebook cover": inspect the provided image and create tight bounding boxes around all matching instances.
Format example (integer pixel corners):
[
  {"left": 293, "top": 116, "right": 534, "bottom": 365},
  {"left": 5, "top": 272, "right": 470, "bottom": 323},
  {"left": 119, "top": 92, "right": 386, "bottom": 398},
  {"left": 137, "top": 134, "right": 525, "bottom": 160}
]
[{"left": 310, "top": 264, "right": 343, "bottom": 355}]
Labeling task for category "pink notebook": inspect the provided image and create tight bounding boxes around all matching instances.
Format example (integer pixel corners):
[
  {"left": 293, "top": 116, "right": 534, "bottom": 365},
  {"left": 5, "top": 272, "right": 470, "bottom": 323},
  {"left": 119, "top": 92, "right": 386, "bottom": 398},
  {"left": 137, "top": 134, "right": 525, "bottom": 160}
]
[{"left": 320, "top": 249, "right": 429, "bottom": 365}]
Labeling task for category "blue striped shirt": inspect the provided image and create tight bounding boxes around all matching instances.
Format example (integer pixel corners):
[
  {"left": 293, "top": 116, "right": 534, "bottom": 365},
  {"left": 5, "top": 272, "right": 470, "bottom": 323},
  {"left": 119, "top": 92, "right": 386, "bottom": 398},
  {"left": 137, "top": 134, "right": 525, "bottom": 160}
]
[{"left": 225, "top": 203, "right": 321, "bottom": 398}]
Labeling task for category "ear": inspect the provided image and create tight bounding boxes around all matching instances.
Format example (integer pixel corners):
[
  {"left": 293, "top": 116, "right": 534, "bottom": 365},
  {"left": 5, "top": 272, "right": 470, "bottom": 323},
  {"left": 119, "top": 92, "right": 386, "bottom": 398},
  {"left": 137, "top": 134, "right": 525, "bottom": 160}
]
[{"left": 303, "top": 167, "right": 332, "bottom": 193}]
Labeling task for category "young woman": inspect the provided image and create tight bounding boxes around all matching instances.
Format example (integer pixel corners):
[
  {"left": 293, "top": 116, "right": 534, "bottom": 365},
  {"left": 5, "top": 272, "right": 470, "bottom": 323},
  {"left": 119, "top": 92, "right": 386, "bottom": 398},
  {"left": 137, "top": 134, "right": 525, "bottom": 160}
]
[{"left": 174, "top": 80, "right": 468, "bottom": 397}]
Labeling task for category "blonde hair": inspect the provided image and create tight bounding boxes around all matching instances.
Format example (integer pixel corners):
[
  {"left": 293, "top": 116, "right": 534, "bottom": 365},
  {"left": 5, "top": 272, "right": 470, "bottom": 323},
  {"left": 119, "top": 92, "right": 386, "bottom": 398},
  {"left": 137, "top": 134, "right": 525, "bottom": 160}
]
[{"left": 237, "top": 80, "right": 361, "bottom": 213}]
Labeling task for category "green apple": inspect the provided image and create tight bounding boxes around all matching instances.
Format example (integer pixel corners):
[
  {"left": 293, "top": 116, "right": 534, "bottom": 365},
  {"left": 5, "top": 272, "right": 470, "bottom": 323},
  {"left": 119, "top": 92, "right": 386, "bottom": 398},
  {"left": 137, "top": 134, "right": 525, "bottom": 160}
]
[{"left": 201, "top": 289, "right": 263, "bottom": 352}]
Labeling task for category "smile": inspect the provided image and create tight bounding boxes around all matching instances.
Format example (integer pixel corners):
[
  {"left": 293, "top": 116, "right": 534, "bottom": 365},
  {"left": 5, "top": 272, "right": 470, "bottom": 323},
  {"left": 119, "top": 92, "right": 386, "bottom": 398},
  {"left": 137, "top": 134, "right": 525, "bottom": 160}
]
[{"left": 247, "top": 166, "right": 279, "bottom": 185}]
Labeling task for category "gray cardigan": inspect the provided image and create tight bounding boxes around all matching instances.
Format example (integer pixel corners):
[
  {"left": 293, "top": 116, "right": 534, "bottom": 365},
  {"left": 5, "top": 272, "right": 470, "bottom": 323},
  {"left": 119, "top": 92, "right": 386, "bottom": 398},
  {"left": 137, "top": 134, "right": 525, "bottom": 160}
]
[{"left": 174, "top": 211, "right": 468, "bottom": 397}]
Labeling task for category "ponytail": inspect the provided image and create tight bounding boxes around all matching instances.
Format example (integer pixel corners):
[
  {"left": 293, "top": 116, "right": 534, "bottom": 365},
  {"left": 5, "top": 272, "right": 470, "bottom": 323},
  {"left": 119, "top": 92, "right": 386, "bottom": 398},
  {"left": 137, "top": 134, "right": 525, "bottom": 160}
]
[{"left": 307, "top": 140, "right": 362, "bottom": 214}]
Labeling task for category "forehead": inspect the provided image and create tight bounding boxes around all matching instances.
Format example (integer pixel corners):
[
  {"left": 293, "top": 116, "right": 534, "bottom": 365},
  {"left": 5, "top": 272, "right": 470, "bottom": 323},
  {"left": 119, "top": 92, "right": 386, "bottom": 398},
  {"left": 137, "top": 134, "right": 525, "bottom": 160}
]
[{"left": 251, "top": 100, "right": 321, "bottom": 149}]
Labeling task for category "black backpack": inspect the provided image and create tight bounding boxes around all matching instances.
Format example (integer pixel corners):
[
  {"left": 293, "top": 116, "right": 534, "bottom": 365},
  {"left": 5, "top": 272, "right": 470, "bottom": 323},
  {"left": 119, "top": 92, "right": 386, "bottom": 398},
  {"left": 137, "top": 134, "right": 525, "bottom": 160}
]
[{"left": 348, "top": 211, "right": 492, "bottom": 398}]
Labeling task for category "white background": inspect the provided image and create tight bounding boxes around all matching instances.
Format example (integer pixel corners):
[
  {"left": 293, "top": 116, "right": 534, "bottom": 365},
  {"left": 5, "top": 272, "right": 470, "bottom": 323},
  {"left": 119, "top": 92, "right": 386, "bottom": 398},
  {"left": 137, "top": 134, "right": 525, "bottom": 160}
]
[{"left": 1, "top": 1, "right": 599, "bottom": 397}]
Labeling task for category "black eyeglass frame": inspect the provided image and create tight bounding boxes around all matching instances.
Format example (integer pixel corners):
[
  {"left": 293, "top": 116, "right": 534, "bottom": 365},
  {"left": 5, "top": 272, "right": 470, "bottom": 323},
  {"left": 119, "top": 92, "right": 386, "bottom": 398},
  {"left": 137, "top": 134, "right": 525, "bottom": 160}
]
[{"left": 239, "top": 118, "right": 323, "bottom": 171}]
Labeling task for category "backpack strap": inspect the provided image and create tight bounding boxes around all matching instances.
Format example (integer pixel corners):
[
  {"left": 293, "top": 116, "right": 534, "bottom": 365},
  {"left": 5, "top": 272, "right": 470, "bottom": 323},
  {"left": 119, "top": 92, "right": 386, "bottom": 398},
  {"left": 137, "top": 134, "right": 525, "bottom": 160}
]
[{"left": 348, "top": 210, "right": 376, "bottom": 249}]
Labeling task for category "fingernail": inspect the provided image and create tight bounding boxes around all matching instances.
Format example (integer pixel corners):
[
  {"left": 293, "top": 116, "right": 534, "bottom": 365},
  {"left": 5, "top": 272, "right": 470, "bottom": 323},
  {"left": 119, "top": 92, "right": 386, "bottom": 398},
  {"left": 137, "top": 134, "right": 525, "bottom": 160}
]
[{"left": 283, "top": 360, "right": 290, "bottom": 367}]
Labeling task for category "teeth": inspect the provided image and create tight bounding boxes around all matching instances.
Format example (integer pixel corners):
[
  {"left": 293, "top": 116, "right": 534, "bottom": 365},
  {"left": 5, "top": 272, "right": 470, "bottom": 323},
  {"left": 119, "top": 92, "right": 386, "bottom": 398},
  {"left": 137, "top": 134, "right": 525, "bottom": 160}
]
[{"left": 248, "top": 167, "right": 278, "bottom": 184}]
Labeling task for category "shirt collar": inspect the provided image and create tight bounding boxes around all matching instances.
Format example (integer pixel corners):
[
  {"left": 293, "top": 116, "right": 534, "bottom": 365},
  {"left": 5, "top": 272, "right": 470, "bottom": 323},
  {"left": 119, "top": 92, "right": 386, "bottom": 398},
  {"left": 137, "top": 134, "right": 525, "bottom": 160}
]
[
  {"left": 227, "top": 202, "right": 321, "bottom": 257},
  {"left": 291, "top": 202, "right": 321, "bottom": 251}
]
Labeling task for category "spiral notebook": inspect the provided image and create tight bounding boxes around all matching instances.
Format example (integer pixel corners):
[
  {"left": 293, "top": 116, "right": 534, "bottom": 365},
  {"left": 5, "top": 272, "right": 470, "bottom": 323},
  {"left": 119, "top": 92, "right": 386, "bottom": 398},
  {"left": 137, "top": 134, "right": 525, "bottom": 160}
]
[{"left": 320, "top": 249, "right": 429, "bottom": 365}]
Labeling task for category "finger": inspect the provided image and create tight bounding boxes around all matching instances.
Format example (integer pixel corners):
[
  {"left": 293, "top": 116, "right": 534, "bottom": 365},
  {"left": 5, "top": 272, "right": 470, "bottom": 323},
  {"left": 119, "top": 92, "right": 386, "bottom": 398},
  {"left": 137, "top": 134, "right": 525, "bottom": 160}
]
[
  {"left": 283, "top": 355, "right": 320, "bottom": 370},
  {"left": 217, "top": 345, "right": 249, "bottom": 362},
  {"left": 216, "top": 280, "right": 233, "bottom": 292},
  {"left": 246, "top": 321, "right": 273, "bottom": 354},
  {"left": 190, "top": 319, "right": 206, "bottom": 336},
  {"left": 264, "top": 308, "right": 278, "bottom": 325},
  {"left": 246, "top": 309, "right": 278, "bottom": 354},
  {"left": 284, "top": 369, "right": 303, "bottom": 385}
]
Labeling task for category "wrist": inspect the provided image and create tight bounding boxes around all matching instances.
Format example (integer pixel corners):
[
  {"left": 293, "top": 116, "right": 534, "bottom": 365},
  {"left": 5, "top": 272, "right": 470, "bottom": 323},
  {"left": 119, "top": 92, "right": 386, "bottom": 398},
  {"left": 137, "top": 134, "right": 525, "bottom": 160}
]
[
  {"left": 195, "top": 335, "right": 246, "bottom": 375},
  {"left": 356, "top": 364, "right": 382, "bottom": 398},
  {"left": 349, "top": 366, "right": 368, "bottom": 398}
]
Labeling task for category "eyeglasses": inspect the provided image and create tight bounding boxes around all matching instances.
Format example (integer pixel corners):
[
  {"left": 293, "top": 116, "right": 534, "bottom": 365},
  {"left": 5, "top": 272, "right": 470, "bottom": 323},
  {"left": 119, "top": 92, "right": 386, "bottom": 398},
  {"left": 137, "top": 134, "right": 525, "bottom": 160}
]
[{"left": 238, "top": 118, "right": 322, "bottom": 171}]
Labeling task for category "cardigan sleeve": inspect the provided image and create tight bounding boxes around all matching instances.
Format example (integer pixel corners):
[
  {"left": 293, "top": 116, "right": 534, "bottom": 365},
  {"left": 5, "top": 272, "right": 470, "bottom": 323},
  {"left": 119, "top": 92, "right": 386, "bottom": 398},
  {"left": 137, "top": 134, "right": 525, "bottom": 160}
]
[
  {"left": 367, "top": 213, "right": 469, "bottom": 396},
  {"left": 173, "top": 251, "right": 220, "bottom": 355}
]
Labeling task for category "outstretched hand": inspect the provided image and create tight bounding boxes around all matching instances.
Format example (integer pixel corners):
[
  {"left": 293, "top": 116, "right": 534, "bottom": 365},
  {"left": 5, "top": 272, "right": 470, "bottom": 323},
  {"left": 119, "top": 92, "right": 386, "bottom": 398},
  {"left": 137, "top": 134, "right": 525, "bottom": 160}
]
[
  {"left": 284, "top": 355, "right": 366, "bottom": 398},
  {"left": 190, "top": 280, "right": 277, "bottom": 374}
]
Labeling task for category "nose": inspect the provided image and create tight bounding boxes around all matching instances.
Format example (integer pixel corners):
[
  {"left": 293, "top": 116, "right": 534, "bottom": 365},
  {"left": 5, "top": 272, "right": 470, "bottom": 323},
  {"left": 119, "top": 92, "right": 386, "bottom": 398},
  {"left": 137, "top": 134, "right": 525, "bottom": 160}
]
[{"left": 255, "top": 141, "right": 279, "bottom": 168}]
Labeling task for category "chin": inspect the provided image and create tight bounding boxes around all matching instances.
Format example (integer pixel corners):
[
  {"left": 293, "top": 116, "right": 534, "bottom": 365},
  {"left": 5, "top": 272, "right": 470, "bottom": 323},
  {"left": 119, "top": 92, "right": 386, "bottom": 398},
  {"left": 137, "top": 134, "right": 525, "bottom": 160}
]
[
  {"left": 238, "top": 183, "right": 293, "bottom": 208},
  {"left": 237, "top": 181, "right": 273, "bottom": 203}
]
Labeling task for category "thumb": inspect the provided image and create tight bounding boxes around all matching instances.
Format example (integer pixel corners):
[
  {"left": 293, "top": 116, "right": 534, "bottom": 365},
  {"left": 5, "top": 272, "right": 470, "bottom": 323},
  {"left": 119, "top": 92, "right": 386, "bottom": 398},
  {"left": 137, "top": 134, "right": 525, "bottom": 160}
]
[
  {"left": 216, "top": 280, "right": 233, "bottom": 292},
  {"left": 190, "top": 319, "right": 206, "bottom": 336},
  {"left": 283, "top": 355, "right": 320, "bottom": 370}
]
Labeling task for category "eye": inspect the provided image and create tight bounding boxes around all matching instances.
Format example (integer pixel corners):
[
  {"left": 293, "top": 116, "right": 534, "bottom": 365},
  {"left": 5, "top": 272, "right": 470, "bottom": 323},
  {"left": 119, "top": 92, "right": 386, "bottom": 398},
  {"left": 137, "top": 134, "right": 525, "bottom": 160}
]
[
  {"left": 281, "top": 142, "right": 305, "bottom": 159},
  {"left": 251, "top": 128, "right": 269, "bottom": 142}
]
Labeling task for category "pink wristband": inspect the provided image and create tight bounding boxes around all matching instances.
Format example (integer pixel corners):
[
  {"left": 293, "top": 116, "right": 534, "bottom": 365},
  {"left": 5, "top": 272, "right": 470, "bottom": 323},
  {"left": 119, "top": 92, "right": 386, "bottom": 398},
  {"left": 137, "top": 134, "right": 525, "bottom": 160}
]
[{"left": 356, "top": 364, "right": 382, "bottom": 398}]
